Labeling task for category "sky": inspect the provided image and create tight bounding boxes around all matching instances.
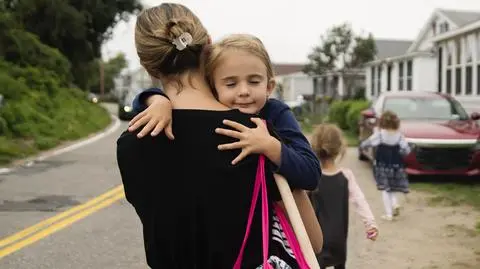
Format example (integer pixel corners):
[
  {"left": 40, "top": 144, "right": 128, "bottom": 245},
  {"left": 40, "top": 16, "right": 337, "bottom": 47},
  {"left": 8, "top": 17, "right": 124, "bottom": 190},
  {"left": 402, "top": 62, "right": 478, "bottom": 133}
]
[{"left": 101, "top": 0, "right": 480, "bottom": 71}]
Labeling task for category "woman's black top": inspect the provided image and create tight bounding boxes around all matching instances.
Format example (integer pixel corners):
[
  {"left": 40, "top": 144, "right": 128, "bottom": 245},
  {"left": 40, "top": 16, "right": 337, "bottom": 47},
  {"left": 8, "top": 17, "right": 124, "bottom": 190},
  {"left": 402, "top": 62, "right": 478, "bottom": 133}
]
[{"left": 116, "top": 109, "right": 291, "bottom": 269}]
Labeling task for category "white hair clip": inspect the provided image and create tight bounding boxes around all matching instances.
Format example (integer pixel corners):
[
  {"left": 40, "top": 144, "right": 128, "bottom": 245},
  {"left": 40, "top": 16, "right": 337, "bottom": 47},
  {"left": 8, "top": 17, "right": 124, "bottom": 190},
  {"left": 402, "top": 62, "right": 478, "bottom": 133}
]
[{"left": 172, "top": 32, "right": 193, "bottom": 51}]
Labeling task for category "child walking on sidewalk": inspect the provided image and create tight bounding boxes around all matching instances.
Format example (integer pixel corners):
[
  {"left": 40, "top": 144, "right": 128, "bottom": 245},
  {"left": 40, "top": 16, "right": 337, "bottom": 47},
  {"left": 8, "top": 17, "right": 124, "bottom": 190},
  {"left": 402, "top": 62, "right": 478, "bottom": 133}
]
[
  {"left": 310, "top": 124, "right": 378, "bottom": 269},
  {"left": 360, "top": 110, "right": 411, "bottom": 221}
]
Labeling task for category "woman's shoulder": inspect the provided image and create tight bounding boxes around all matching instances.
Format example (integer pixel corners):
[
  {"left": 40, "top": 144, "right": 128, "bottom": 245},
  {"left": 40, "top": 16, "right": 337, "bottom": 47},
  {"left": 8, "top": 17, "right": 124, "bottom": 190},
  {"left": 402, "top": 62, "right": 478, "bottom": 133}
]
[
  {"left": 173, "top": 109, "right": 258, "bottom": 128},
  {"left": 116, "top": 128, "right": 172, "bottom": 154}
]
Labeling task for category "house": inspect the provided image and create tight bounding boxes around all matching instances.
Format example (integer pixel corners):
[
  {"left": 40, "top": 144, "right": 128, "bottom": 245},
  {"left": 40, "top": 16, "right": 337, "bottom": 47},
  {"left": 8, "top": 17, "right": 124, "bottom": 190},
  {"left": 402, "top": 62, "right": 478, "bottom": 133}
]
[
  {"left": 272, "top": 63, "right": 314, "bottom": 107},
  {"left": 313, "top": 69, "right": 366, "bottom": 99},
  {"left": 365, "top": 8, "right": 480, "bottom": 106}
]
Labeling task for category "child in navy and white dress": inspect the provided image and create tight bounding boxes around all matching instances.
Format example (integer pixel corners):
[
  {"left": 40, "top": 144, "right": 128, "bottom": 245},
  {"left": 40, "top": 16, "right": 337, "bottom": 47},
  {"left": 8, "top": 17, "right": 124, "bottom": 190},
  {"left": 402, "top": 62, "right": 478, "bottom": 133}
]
[{"left": 360, "top": 110, "right": 411, "bottom": 221}]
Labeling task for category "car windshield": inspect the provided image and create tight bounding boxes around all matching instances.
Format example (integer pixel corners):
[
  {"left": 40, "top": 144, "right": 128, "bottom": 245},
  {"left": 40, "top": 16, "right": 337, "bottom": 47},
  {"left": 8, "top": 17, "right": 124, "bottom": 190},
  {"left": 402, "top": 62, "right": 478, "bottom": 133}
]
[{"left": 383, "top": 97, "right": 470, "bottom": 121}]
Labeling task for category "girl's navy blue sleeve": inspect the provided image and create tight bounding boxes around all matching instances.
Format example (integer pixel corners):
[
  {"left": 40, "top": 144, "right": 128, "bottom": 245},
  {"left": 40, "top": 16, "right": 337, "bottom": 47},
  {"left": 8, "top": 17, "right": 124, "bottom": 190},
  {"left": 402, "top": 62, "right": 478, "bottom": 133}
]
[
  {"left": 263, "top": 99, "right": 321, "bottom": 190},
  {"left": 132, "top": 88, "right": 168, "bottom": 113}
]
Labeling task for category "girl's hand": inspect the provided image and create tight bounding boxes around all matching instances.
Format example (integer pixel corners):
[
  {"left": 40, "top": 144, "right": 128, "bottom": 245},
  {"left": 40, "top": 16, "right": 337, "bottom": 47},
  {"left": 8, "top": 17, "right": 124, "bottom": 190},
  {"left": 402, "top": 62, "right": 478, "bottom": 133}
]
[
  {"left": 366, "top": 227, "right": 378, "bottom": 241},
  {"left": 215, "top": 118, "right": 278, "bottom": 165},
  {"left": 128, "top": 95, "right": 174, "bottom": 139}
]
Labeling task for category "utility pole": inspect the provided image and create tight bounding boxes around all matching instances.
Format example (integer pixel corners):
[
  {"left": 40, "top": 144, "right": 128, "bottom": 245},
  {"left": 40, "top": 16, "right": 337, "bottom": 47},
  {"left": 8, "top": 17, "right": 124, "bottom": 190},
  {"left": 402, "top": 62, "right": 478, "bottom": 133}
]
[{"left": 99, "top": 59, "right": 105, "bottom": 97}]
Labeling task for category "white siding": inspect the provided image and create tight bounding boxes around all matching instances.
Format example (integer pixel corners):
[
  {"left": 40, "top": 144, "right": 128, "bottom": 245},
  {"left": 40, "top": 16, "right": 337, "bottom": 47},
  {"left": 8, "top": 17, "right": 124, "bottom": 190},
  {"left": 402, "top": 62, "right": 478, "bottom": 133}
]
[
  {"left": 279, "top": 73, "right": 314, "bottom": 102},
  {"left": 437, "top": 30, "right": 480, "bottom": 100},
  {"left": 365, "top": 67, "right": 372, "bottom": 99},
  {"left": 413, "top": 56, "right": 436, "bottom": 92}
]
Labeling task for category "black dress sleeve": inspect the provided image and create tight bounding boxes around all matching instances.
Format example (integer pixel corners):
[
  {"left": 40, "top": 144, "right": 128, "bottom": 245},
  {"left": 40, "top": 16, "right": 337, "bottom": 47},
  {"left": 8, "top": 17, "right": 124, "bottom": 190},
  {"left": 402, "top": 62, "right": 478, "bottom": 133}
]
[{"left": 116, "top": 130, "right": 172, "bottom": 222}]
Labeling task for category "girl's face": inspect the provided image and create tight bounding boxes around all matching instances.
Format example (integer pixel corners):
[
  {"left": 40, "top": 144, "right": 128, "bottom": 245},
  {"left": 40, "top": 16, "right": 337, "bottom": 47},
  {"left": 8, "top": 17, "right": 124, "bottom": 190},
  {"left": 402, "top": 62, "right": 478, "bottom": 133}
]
[{"left": 212, "top": 49, "right": 275, "bottom": 114}]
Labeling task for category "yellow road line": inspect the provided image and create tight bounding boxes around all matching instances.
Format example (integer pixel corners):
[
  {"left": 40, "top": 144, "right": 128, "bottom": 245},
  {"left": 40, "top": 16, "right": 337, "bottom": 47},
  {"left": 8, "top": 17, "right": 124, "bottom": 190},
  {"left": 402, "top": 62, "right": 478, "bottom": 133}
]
[
  {"left": 0, "top": 191, "right": 125, "bottom": 259},
  {"left": 0, "top": 185, "right": 124, "bottom": 248}
]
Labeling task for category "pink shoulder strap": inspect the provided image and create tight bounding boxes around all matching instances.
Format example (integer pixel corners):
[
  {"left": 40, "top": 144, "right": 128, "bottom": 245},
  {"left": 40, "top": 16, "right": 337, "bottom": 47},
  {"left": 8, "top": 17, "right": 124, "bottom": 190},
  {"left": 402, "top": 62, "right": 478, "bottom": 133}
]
[{"left": 233, "top": 155, "right": 272, "bottom": 269}]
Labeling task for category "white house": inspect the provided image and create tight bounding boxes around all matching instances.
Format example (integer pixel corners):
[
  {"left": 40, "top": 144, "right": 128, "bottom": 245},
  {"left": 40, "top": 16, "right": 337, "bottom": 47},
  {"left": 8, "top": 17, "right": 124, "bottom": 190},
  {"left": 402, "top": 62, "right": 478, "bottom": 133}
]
[
  {"left": 314, "top": 69, "right": 365, "bottom": 99},
  {"left": 365, "top": 9, "right": 480, "bottom": 105},
  {"left": 272, "top": 64, "right": 314, "bottom": 106},
  {"left": 431, "top": 12, "right": 480, "bottom": 108}
]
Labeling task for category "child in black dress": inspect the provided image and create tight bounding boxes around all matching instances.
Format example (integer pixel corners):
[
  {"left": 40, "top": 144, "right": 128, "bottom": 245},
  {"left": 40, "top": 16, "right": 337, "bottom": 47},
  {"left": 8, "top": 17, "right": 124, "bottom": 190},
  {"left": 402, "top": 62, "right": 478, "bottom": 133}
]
[{"left": 310, "top": 124, "right": 378, "bottom": 269}]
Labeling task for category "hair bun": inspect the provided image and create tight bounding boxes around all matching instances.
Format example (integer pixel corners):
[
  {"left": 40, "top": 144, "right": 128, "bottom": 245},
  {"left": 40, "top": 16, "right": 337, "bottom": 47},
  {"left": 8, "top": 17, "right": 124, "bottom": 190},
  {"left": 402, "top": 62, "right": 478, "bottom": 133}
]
[{"left": 166, "top": 17, "right": 193, "bottom": 40}]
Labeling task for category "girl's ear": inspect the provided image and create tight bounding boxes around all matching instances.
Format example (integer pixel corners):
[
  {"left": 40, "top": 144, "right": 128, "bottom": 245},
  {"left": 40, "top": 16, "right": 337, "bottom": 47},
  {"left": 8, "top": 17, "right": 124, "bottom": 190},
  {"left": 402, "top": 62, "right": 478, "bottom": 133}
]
[{"left": 266, "top": 78, "right": 276, "bottom": 97}]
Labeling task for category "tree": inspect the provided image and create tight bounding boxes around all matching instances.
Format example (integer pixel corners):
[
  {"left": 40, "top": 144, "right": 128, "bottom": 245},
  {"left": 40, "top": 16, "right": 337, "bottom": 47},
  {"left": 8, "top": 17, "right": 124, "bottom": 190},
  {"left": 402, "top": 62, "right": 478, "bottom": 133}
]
[
  {"left": 89, "top": 53, "right": 128, "bottom": 94},
  {"left": 5, "top": 0, "right": 142, "bottom": 90},
  {"left": 304, "top": 23, "right": 376, "bottom": 98}
]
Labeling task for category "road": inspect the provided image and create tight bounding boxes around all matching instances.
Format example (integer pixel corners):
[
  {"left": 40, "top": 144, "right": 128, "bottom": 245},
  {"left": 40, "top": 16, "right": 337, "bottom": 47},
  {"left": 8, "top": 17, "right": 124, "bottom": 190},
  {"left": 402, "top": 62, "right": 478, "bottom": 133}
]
[
  {"left": 0, "top": 103, "right": 478, "bottom": 268},
  {"left": 0, "top": 103, "right": 148, "bottom": 268}
]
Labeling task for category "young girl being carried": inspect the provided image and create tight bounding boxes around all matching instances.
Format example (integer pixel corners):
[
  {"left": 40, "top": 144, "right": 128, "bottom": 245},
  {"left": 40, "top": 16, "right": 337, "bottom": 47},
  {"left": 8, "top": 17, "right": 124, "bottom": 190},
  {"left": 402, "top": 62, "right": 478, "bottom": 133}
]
[
  {"left": 310, "top": 124, "right": 378, "bottom": 269},
  {"left": 129, "top": 33, "right": 320, "bottom": 192},
  {"left": 360, "top": 110, "right": 411, "bottom": 221}
]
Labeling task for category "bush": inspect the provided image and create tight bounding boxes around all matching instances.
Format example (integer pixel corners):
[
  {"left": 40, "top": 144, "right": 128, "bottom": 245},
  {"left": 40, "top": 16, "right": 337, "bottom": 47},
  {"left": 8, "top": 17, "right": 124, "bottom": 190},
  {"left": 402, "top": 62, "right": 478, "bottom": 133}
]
[
  {"left": 346, "top": 100, "right": 370, "bottom": 134},
  {"left": 0, "top": 61, "right": 111, "bottom": 164},
  {"left": 327, "top": 99, "right": 371, "bottom": 135},
  {"left": 328, "top": 100, "right": 354, "bottom": 129}
]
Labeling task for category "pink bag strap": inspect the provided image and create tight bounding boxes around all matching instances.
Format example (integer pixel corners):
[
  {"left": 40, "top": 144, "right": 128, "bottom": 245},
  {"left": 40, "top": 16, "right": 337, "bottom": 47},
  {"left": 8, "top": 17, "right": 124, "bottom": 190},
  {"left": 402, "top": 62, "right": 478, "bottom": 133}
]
[
  {"left": 273, "top": 204, "right": 311, "bottom": 268},
  {"left": 233, "top": 155, "right": 272, "bottom": 269}
]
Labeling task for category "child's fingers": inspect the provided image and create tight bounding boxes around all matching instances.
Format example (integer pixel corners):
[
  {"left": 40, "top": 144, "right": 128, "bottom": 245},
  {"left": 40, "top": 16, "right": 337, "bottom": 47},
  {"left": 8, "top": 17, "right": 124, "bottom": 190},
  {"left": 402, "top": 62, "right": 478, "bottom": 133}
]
[
  {"left": 250, "top": 117, "right": 265, "bottom": 127},
  {"left": 231, "top": 150, "right": 249, "bottom": 165},
  {"left": 222, "top": 119, "right": 248, "bottom": 132},
  {"left": 129, "top": 111, "right": 146, "bottom": 126},
  {"left": 128, "top": 114, "right": 150, "bottom": 132},
  {"left": 163, "top": 121, "right": 175, "bottom": 140},
  {"left": 137, "top": 119, "right": 159, "bottom": 138},
  {"left": 217, "top": 141, "right": 245, "bottom": 150},
  {"left": 215, "top": 128, "right": 243, "bottom": 139},
  {"left": 150, "top": 120, "right": 165, "bottom": 137}
]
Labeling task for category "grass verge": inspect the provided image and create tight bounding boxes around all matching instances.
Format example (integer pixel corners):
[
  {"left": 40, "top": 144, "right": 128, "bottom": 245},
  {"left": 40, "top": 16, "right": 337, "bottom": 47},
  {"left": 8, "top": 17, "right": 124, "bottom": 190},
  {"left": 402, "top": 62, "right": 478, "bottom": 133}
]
[
  {"left": 0, "top": 100, "right": 111, "bottom": 166},
  {"left": 411, "top": 181, "right": 480, "bottom": 233}
]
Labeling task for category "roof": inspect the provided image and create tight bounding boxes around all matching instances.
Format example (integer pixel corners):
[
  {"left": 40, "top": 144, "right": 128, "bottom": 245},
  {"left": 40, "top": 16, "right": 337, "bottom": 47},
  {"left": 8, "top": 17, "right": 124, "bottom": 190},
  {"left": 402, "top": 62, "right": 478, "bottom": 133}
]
[
  {"left": 374, "top": 39, "right": 413, "bottom": 60},
  {"left": 439, "top": 9, "right": 480, "bottom": 27},
  {"left": 273, "top": 63, "right": 305, "bottom": 76}
]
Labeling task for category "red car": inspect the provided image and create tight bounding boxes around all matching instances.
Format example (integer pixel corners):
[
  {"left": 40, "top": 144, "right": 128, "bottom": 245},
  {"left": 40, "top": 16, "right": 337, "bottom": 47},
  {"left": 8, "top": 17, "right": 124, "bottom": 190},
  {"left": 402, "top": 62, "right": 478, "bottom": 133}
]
[{"left": 358, "top": 92, "right": 480, "bottom": 177}]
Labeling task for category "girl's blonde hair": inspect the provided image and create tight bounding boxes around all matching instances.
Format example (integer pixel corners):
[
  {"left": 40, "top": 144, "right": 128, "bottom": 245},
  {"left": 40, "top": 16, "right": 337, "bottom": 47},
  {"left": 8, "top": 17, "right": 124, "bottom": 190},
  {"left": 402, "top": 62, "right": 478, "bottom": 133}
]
[
  {"left": 378, "top": 110, "right": 400, "bottom": 130},
  {"left": 311, "top": 123, "right": 346, "bottom": 162},
  {"left": 134, "top": 3, "right": 209, "bottom": 81},
  {"left": 203, "top": 34, "right": 275, "bottom": 89}
]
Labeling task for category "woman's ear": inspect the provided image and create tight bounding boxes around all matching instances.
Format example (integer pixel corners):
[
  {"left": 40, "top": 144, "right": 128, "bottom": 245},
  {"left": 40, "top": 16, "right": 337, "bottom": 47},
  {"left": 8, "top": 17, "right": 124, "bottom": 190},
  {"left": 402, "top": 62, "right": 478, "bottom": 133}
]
[{"left": 207, "top": 35, "right": 212, "bottom": 45}]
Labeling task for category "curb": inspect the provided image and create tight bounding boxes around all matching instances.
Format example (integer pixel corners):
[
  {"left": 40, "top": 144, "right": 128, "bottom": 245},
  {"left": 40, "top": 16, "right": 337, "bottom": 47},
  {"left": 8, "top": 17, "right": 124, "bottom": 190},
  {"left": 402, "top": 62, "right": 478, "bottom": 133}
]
[{"left": 0, "top": 114, "right": 121, "bottom": 175}]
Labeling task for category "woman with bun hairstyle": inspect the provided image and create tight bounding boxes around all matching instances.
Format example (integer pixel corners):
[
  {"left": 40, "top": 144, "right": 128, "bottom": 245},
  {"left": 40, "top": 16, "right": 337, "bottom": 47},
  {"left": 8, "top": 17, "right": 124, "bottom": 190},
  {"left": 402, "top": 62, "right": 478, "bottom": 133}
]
[{"left": 116, "top": 3, "right": 307, "bottom": 268}]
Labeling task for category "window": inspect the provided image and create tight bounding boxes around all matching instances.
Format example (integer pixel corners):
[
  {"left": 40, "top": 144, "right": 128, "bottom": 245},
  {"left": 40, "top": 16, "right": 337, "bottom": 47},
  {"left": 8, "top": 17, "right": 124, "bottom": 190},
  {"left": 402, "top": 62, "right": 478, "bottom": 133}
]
[
  {"left": 447, "top": 44, "right": 452, "bottom": 66},
  {"left": 478, "top": 33, "right": 480, "bottom": 62},
  {"left": 455, "top": 67, "right": 462, "bottom": 94},
  {"left": 466, "top": 36, "right": 473, "bottom": 63},
  {"left": 398, "top": 62, "right": 404, "bottom": 91},
  {"left": 406, "top": 60, "right": 413, "bottom": 91},
  {"left": 439, "top": 22, "right": 449, "bottom": 33},
  {"left": 371, "top": 66, "right": 375, "bottom": 96},
  {"left": 466, "top": 66, "right": 472, "bottom": 95},
  {"left": 477, "top": 65, "right": 480, "bottom": 95},
  {"left": 387, "top": 64, "right": 392, "bottom": 91},
  {"left": 455, "top": 38, "right": 462, "bottom": 65},
  {"left": 438, "top": 47, "right": 443, "bottom": 92},
  {"left": 446, "top": 69, "right": 452, "bottom": 94}
]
